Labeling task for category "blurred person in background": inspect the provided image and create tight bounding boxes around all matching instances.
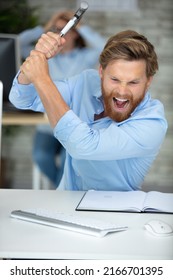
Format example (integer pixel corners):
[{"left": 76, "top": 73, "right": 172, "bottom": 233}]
[{"left": 19, "top": 10, "right": 105, "bottom": 188}]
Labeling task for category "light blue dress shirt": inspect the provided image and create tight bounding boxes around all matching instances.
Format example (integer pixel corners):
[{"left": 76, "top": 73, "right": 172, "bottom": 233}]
[{"left": 9, "top": 69, "right": 168, "bottom": 191}]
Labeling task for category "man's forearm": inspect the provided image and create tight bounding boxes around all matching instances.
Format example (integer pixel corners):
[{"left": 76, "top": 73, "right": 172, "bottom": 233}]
[
  {"left": 17, "top": 59, "right": 69, "bottom": 127},
  {"left": 18, "top": 71, "right": 31, "bottom": 85},
  {"left": 33, "top": 76, "right": 70, "bottom": 127},
  {"left": 17, "top": 32, "right": 69, "bottom": 127}
]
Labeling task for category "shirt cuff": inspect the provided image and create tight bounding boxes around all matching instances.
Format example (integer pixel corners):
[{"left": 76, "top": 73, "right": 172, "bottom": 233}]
[{"left": 9, "top": 73, "right": 37, "bottom": 103}]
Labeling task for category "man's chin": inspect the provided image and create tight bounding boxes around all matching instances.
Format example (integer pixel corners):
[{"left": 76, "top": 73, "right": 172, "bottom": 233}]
[{"left": 107, "top": 110, "right": 130, "bottom": 122}]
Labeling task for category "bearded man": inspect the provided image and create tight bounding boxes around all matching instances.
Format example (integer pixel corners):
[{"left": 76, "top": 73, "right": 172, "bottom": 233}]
[{"left": 9, "top": 29, "right": 167, "bottom": 191}]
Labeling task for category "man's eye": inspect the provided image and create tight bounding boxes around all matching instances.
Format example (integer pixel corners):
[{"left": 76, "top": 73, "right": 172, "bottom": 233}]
[
  {"left": 129, "top": 81, "right": 139, "bottom": 85},
  {"left": 111, "top": 78, "right": 118, "bottom": 82}
]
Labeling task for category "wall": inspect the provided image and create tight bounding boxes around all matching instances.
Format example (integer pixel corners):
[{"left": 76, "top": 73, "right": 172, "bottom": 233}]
[{"left": 2, "top": 0, "right": 173, "bottom": 191}]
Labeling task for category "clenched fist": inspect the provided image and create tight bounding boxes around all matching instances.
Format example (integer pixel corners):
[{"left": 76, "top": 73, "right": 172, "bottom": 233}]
[{"left": 35, "top": 32, "right": 66, "bottom": 59}]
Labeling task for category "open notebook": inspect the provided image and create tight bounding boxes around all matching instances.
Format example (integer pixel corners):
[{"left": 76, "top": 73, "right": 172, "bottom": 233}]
[{"left": 76, "top": 190, "right": 173, "bottom": 213}]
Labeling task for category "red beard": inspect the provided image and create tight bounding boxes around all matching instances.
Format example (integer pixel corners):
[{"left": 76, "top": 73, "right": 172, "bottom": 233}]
[{"left": 101, "top": 85, "right": 145, "bottom": 122}]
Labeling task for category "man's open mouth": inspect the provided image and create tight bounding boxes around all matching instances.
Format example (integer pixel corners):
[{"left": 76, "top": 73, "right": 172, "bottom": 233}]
[{"left": 113, "top": 97, "right": 129, "bottom": 109}]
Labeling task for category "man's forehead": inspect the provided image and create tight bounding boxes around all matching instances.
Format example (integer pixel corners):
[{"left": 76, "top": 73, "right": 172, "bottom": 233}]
[{"left": 105, "top": 59, "right": 147, "bottom": 80}]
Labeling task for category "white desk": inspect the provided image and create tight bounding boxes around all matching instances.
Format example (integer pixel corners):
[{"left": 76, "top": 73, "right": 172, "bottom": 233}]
[{"left": 0, "top": 189, "right": 173, "bottom": 259}]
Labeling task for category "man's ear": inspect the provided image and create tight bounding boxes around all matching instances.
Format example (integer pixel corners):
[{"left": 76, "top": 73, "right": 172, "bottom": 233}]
[
  {"left": 99, "top": 65, "right": 103, "bottom": 78},
  {"left": 146, "top": 76, "right": 153, "bottom": 91}
]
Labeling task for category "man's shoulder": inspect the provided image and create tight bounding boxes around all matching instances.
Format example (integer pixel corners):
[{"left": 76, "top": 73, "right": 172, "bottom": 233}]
[
  {"left": 81, "top": 69, "right": 99, "bottom": 79},
  {"left": 81, "top": 70, "right": 101, "bottom": 95},
  {"left": 67, "top": 69, "right": 101, "bottom": 99},
  {"left": 69, "top": 69, "right": 100, "bottom": 88},
  {"left": 68, "top": 69, "right": 99, "bottom": 84}
]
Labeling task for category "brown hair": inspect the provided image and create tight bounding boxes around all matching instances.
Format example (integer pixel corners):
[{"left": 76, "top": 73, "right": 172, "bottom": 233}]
[{"left": 99, "top": 30, "right": 158, "bottom": 77}]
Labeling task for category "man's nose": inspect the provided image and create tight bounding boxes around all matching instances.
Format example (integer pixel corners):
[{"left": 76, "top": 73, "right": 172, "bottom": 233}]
[{"left": 117, "top": 82, "right": 128, "bottom": 94}]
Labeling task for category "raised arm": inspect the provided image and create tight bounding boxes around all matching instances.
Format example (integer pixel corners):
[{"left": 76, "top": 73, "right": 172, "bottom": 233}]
[{"left": 18, "top": 32, "right": 69, "bottom": 127}]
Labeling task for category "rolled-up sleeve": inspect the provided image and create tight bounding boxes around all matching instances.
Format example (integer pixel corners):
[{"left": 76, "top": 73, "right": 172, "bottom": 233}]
[
  {"left": 54, "top": 108, "right": 167, "bottom": 161},
  {"left": 9, "top": 75, "right": 46, "bottom": 112}
]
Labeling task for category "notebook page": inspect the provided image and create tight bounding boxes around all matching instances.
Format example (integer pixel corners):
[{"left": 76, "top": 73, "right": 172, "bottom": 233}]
[
  {"left": 77, "top": 190, "right": 146, "bottom": 212},
  {"left": 143, "top": 191, "right": 173, "bottom": 213}
]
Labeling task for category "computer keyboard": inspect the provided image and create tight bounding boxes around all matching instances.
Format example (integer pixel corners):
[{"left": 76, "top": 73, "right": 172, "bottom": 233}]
[{"left": 10, "top": 209, "right": 128, "bottom": 237}]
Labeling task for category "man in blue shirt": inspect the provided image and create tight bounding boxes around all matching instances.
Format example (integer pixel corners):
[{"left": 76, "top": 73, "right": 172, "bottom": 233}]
[
  {"left": 19, "top": 10, "right": 105, "bottom": 187},
  {"left": 9, "top": 29, "right": 167, "bottom": 191}
]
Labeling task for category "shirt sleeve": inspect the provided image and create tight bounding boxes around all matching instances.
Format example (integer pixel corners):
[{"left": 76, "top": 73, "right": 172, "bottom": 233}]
[
  {"left": 54, "top": 109, "right": 167, "bottom": 161},
  {"left": 78, "top": 25, "right": 106, "bottom": 51},
  {"left": 77, "top": 25, "right": 106, "bottom": 67},
  {"left": 9, "top": 73, "right": 45, "bottom": 112},
  {"left": 9, "top": 73, "right": 74, "bottom": 112}
]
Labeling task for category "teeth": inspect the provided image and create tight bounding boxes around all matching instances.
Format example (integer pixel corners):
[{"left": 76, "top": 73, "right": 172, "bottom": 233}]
[{"left": 116, "top": 98, "right": 128, "bottom": 102}]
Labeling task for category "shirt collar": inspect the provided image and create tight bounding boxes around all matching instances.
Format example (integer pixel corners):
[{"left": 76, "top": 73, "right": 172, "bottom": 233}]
[{"left": 131, "top": 91, "right": 151, "bottom": 116}]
